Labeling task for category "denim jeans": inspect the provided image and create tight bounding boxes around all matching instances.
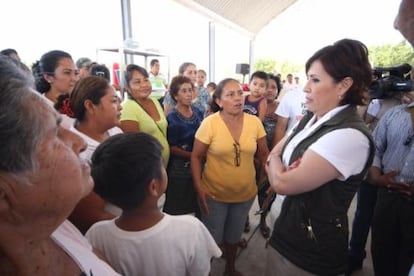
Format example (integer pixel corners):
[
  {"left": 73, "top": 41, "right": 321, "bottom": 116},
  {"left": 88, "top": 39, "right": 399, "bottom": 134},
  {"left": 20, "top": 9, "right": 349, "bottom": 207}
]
[{"left": 349, "top": 180, "right": 378, "bottom": 261}]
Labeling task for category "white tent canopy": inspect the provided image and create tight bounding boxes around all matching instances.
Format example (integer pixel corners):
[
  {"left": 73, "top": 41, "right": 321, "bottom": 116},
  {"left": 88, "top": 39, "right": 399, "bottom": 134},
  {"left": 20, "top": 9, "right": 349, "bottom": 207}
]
[{"left": 120, "top": 0, "right": 298, "bottom": 81}]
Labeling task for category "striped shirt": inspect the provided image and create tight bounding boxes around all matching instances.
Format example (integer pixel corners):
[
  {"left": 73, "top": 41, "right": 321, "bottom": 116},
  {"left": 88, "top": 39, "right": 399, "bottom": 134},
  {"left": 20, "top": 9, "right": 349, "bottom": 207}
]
[{"left": 372, "top": 103, "right": 414, "bottom": 184}]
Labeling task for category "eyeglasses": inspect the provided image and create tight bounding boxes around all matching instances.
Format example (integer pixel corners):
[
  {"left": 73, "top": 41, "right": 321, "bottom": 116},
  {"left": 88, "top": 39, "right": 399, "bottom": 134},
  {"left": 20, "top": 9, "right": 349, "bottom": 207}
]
[{"left": 233, "top": 142, "right": 241, "bottom": 167}]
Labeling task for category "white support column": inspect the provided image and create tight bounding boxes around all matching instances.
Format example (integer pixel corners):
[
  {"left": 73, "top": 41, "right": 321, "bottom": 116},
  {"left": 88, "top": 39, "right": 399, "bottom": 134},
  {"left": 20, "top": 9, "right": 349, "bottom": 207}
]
[
  {"left": 248, "top": 38, "right": 255, "bottom": 82},
  {"left": 209, "top": 21, "right": 216, "bottom": 82},
  {"left": 120, "top": 0, "right": 133, "bottom": 65}
]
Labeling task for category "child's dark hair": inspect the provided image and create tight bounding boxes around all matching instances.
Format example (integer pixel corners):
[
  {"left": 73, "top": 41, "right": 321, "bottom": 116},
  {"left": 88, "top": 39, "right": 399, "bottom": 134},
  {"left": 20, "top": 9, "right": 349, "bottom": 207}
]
[
  {"left": 91, "top": 132, "right": 164, "bottom": 210},
  {"left": 249, "top": 71, "right": 268, "bottom": 83}
]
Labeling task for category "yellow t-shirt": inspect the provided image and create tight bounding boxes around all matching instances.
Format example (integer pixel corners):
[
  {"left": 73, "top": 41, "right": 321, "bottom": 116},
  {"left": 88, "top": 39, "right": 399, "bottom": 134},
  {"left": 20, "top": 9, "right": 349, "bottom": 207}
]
[
  {"left": 121, "top": 98, "right": 170, "bottom": 167},
  {"left": 195, "top": 112, "right": 266, "bottom": 202}
]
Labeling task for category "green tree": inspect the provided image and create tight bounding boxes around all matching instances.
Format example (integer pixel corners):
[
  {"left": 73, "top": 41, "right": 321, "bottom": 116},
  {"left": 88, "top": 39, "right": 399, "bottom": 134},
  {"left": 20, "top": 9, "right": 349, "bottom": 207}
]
[
  {"left": 254, "top": 58, "right": 277, "bottom": 73},
  {"left": 254, "top": 58, "right": 304, "bottom": 78},
  {"left": 253, "top": 40, "right": 413, "bottom": 81},
  {"left": 369, "top": 40, "right": 414, "bottom": 67}
]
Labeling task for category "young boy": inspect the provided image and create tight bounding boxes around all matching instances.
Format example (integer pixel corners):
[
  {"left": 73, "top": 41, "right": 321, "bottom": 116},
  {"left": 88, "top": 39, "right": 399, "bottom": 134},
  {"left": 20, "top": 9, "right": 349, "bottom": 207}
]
[
  {"left": 85, "top": 132, "right": 221, "bottom": 276},
  {"left": 243, "top": 71, "right": 268, "bottom": 122}
]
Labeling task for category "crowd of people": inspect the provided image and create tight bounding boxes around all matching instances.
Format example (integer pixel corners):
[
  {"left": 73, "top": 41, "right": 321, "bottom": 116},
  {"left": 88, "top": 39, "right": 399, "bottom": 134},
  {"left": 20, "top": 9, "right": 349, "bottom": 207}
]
[{"left": 0, "top": 1, "right": 413, "bottom": 275}]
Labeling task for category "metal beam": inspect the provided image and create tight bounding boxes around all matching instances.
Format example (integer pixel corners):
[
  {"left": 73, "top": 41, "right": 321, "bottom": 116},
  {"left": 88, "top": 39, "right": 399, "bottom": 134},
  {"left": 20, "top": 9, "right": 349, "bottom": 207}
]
[
  {"left": 249, "top": 39, "right": 255, "bottom": 82},
  {"left": 120, "top": 0, "right": 133, "bottom": 65}
]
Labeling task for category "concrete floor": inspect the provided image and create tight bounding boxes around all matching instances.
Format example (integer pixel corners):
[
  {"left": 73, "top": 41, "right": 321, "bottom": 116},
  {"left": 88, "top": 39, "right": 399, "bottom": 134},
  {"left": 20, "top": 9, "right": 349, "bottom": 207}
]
[{"left": 209, "top": 195, "right": 374, "bottom": 276}]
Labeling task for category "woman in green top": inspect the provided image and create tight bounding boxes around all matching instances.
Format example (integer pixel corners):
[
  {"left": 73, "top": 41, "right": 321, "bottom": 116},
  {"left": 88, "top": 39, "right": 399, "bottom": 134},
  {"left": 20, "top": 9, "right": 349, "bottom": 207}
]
[{"left": 120, "top": 64, "right": 169, "bottom": 167}]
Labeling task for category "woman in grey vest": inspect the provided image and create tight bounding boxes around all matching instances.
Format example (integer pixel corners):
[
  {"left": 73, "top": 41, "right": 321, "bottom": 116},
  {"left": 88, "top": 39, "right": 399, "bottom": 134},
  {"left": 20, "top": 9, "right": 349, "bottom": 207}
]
[{"left": 265, "top": 39, "right": 375, "bottom": 275}]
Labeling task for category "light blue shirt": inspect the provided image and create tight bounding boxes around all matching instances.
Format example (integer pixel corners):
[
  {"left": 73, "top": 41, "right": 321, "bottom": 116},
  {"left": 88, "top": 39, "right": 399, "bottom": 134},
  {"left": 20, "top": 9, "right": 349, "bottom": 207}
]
[{"left": 372, "top": 104, "right": 414, "bottom": 184}]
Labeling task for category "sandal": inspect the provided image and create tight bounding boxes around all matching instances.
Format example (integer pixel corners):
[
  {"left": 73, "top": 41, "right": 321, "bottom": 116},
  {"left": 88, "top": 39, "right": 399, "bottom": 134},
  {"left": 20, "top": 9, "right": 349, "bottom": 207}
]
[{"left": 260, "top": 223, "right": 270, "bottom": 239}]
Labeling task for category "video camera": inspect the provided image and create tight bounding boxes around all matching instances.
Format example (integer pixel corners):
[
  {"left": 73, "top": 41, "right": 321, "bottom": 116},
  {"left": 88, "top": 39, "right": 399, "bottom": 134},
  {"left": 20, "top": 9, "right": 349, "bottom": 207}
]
[{"left": 369, "top": 63, "right": 412, "bottom": 99}]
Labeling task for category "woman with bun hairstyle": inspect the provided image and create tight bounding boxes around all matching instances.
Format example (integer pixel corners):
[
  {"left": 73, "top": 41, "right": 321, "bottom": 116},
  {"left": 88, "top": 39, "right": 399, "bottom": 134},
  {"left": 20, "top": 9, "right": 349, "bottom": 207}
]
[{"left": 59, "top": 76, "right": 123, "bottom": 234}]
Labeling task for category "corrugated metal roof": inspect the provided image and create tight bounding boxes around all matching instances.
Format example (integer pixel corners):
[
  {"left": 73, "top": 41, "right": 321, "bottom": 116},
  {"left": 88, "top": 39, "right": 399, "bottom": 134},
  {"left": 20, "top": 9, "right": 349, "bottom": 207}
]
[{"left": 174, "top": 0, "right": 298, "bottom": 37}]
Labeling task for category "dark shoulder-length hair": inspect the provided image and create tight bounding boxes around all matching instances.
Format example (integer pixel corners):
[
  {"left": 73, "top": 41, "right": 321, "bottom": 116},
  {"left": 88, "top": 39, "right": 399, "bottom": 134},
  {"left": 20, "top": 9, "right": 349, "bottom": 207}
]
[
  {"left": 124, "top": 64, "right": 149, "bottom": 86},
  {"left": 305, "top": 39, "right": 372, "bottom": 106},
  {"left": 209, "top": 78, "right": 240, "bottom": 113}
]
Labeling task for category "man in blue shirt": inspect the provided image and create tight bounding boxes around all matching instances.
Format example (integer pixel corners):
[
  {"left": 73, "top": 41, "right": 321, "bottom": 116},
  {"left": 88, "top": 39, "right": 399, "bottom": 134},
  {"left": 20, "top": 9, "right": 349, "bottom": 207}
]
[{"left": 369, "top": 91, "right": 414, "bottom": 276}]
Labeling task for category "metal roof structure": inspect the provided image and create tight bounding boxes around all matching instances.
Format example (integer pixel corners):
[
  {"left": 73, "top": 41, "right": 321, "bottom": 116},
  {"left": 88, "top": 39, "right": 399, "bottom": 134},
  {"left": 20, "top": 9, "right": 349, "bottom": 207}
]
[
  {"left": 119, "top": 0, "right": 299, "bottom": 82},
  {"left": 172, "top": 0, "right": 299, "bottom": 80},
  {"left": 173, "top": 0, "right": 298, "bottom": 38}
]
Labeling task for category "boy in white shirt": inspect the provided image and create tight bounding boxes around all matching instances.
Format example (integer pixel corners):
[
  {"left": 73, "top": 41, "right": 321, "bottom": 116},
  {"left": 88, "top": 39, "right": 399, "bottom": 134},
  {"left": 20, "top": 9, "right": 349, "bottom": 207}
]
[{"left": 86, "top": 132, "right": 221, "bottom": 276}]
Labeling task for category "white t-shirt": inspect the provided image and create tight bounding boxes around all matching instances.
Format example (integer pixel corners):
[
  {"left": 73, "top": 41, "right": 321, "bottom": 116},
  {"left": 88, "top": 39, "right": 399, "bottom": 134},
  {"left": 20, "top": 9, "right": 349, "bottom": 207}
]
[
  {"left": 51, "top": 220, "right": 120, "bottom": 275},
  {"left": 275, "top": 87, "right": 307, "bottom": 132},
  {"left": 85, "top": 214, "right": 222, "bottom": 276},
  {"left": 282, "top": 105, "right": 370, "bottom": 180}
]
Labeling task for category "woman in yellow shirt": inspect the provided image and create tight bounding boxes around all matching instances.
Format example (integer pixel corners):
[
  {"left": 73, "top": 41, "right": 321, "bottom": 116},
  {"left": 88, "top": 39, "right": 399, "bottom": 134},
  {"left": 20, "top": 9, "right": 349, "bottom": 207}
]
[{"left": 191, "top": 78, "right": 268, "bottom": 276}]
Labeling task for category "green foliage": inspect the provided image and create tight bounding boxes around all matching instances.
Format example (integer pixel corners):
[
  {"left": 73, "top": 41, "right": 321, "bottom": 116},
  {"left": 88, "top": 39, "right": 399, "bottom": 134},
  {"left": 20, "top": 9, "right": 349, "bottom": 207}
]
[
  {"left": 254, "top": 58, "right": 304, "bottom": 78},
  {"left": 253, "top": 40, "right": 414, "bottom": 80},
  {"left": 254, "top": 58, "right": 277, "bottom": 73},
  {"left": 369, "top": 40, "right": 414, "bottom": 67}
]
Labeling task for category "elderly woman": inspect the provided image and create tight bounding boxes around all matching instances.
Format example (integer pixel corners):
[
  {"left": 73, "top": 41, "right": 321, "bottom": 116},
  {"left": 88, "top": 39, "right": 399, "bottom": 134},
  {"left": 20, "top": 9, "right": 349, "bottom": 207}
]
[
  {"left": 0, "top": 56, "right": 119, "bottom": 275},
  {"left": 163, "top": 75, "right": 203, "bottom": 216},
  {"left": 191, "top": 78, "right": 269, "bottom": 276},
  {"left": 265, "top": 39, "right": 375, "bottom": 275},
  {"left": 120, "top": 64, "right": 169, "bottom": 167},
  {"left": 163, "top": 62, "right": 211, "bottom": 116}
]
